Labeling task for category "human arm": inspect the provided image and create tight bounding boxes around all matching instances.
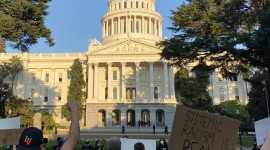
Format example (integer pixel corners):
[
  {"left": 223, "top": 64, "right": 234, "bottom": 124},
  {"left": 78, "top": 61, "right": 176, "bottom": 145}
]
[
  {"left": 61, "top": 101, "right": 80, "bottom": 150},
  {"left": 261, "top": 128, "right": 270, "bottom": 150}
]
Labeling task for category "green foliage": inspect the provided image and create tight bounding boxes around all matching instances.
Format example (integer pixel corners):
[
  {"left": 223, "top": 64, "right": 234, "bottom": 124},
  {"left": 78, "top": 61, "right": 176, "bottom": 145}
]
[
  {"left": 0, "top": 37, "right": 6, "bottom": 53},
  {"left": 246, "top": 71, "right": 269, "bottom": 121},
  {"left": 62, "top": 58, "right": 85, "bottom": 121},
  {"left": 175, "top": 65, "right": 213, "bottom": 111},
  {"left": 0, "top": 0, "right": 55, "bottom": 52},
  {"left": 215, "top": 100, "right": 248, "bottom": 120},
  {"left": 41, "top": 111, "right": 55, "bottom": 130},
  {"left": 159, "top": 0, "right": 270, "bottom": 80},
  {"left": 7, "top": 56, "right": 23, "bottom": 89}
]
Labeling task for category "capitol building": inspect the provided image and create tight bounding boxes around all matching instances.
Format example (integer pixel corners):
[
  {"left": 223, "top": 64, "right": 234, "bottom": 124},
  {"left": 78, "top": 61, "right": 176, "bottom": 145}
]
[{"left": 0, "top": 0, "right": 249, "bottom": 129}]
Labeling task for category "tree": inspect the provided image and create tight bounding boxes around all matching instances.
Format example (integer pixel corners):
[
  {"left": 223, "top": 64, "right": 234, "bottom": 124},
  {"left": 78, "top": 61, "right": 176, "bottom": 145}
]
[
  {"left": 41, "top": 111, "right": 55, "bottom": 130},
  {"left": 215, "top": 100, "right": 248, "bottom": 120},
  {"left": 0, "top": 0, "right": 55, "bottom": 52},
  {"left": 6, "top": 56, "right": 23, "bottom": 89},
  {"left": 246, "top": 71, "right": 269, "bottom": 121},
  {"left": 0, "top": 37, "right": 6, "bottom": 53},
  {"left": 61, "top": 59, "right": 85, "bottom": 121},
  {"left": 159, "top": 0, "right": 270, "bottom": 81},
  {"left": 175, "top": 64, "right": 213, "bottom": 111}
]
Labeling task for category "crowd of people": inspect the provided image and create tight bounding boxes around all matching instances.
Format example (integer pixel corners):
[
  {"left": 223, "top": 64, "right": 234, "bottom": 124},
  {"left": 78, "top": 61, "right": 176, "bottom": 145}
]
[{"left": 3, "top": 101, "right": 269, "bottom": 150}]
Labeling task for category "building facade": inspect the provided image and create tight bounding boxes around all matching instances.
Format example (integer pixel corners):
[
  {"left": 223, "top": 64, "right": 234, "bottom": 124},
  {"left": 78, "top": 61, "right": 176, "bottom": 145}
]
[{"left": 0, "top": 0, "right": 249, "bottom": 129}]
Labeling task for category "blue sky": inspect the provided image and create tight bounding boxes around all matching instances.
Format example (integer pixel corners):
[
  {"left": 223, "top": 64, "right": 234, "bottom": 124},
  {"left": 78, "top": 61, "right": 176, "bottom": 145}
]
[{"left": 6, "top": 0, "right": 183, "bottom": 53}]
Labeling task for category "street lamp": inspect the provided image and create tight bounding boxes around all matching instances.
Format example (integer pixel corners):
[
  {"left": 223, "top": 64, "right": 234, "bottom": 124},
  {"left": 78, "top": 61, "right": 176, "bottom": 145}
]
[
  {"left": 262, "top": 81, "right": 270, "bottom": 117},
  {"left": 236, "top": 110, "right": 242, "bottom": 150}
]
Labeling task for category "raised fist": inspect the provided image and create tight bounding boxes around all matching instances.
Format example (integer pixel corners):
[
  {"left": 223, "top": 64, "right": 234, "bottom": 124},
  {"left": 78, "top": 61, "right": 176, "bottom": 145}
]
[{"left": 66, "top": 101, "right": 78, "bottom": 112}]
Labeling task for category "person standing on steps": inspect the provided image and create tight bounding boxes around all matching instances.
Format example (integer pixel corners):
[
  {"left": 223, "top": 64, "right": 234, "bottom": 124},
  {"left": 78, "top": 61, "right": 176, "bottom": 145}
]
[{"left": 153, "top": 124, "right": 156, "bottom": 135}]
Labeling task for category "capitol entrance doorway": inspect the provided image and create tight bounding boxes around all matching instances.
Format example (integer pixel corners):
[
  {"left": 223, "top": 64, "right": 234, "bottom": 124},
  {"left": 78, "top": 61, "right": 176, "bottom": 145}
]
[{"left": 127, "top": 109, "right": 135, "bottom": 127}]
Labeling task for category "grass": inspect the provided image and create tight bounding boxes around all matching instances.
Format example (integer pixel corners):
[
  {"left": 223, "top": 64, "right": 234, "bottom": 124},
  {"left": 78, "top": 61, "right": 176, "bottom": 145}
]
[{"left": 236, "top": 136, "right": 255, "bottom": 148}]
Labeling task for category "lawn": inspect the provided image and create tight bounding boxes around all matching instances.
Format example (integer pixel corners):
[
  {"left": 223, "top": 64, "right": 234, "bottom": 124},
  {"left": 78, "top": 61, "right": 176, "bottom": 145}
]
[{"left": 236, "top": 136, "right": 255, "bottom": 148}]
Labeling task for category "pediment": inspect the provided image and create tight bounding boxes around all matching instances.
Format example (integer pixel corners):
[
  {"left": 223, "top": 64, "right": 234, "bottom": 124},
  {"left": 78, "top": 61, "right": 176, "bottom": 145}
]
[{"left": 89, "top": 39, "right": 162, "bottom": 56}]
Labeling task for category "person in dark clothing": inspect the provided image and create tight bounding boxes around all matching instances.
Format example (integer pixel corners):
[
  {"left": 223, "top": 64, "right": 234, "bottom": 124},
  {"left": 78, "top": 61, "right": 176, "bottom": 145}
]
[
  {"left": 156, "top": 138, "right": 168, "bottom": 150},
  {"left": 82, "top": 138, "right": 94, "bottom": 150},
  {"left": 53, "top": 137, "right": 63, "bottom": 150},
  {"left": 164, "top": 125, "right": 168, "bottom": 135},
  {"left": 122, "top": 125, "right": 125, "bottom": 134},
  {"left": 252, "top": 139, "right": 261, "bottom": 150},
  {"left": 94, "top": 140, "right": 104, "bottom": 150},
  {"left": 138, "top": 120, "right": 141, "bottom": 127},
  {"left": 153, "top": 124, "right": 156, "bottom": 135}
]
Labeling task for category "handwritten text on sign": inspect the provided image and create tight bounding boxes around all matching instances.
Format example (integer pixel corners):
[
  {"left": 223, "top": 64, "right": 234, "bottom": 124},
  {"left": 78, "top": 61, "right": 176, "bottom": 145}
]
[
  {"left": 0, "top": 128, "right": 24, "bottom": 146},
  {"left": 170, "top": 106, "right": 240, "bottom": 150}
]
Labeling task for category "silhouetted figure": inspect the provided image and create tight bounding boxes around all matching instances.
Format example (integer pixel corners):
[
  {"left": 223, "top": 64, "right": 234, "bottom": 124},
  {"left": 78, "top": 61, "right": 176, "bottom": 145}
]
[
  {"left": 82, "top": 138, "right": 94, "bottom": 150},
  {"left": 122, "top": 125, "right": 125, "bottom": 134},
  {"left": 138, "top": 120, "right": 141, "bottom": 127},
  {"left": 164, "top": 125, "right": 168, "bottom": 135},
  {"left": 153, "top": 124, "right": 156, "bottom": 135},
  {"left": 94, "top": 140, "right": 104, "bottom": 150}
]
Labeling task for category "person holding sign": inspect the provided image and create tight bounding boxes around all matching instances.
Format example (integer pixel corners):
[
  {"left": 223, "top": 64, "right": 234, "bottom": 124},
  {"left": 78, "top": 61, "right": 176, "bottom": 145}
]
[{"left": 156, "top": 138, "right": 168, "bottom": 150}]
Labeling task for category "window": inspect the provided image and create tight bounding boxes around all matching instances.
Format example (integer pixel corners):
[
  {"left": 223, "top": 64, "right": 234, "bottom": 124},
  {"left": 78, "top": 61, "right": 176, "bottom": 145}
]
[
  {"left": 157, "top": 110, "right": 163, "bottom": 123},
  {"left": 113, "top": 87, "right": 117, "bottom": 99},
  {"left": 105, "top": 71, "right": 108, "bottom": 80},
  {"left": 136, "top": 1, "right": 138, "bottom": 8},
  {"left": 147, "top": 22, "right": 149, "bottom": 33},
  {"left": 58, "top": 89, "right": 62, "bottom": 101},
  {"left": 147, "top": 3, "right": 148, "bottom": 9},
  {"left": 233, "top": 76, "right": 238, "bottom": 81},
  {"left": 44, "top": 88, "right": 48, "bottom": 102},
  {"left": 113, "top": 71, "right": 117, "bottom": 80},
  {"left": 59, "top": 73, "right": 63, "bottom": 83},
  {"left": 124, "top": 21, "right": 126, "bottom": 33},
  {"left": 102, "top": 111, "right": 106, "bottom": 123},
  {"left": 126, "top": 88, "right": 136, "bottom": 99},
  {"left": 45, "top": 73, "right": 49, "bottom": 82},
  {"left": 119, "top": 2, "right": 121, "bottom": 9},
  {"left": 136, "top": 21, "right": 139, "bottom": 32},
  {"left": 105, "top": 87, "right": 108, "bottom": 99},
  {"left": 142, "top": 2, "right": 144, "bottom": 8},
  {"left": 154, "top": 87, "right": 158, "bottom": 100},
  {"left": 235, "top": 88, "right": 239, "bottom": 100},
  {"left": 124, "top": 2, "right": 127, "bottom": 8},
  {"left": 32, "top": 73, "right": 36, "bottom": 83},
  {"left": 115, "top": 4, "right": 116, "bottom": 10},
  {"left": 220, "top": 88, "right": 224, "bottom": 101},
  {"left": 131, "top": 1, "right": 133, "bottom": 8}
]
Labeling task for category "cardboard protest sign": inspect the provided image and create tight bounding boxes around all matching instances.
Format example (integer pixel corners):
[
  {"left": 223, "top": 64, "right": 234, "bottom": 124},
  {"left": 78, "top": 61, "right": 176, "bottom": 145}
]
[
  {"left": 120, "top": 138, "right": 156, "bottom": 150},
  {"left": 255, "top": 117, "right": 270, "bottom": 146},
  {"left": 170, "top": 105, "right": 240, "bottom": 150},
  {"left": 0, "top": 117, "right": 20, "bottom": 130},
  {"left": 0, "top": 128, "right": 24, "bottom": 146}
]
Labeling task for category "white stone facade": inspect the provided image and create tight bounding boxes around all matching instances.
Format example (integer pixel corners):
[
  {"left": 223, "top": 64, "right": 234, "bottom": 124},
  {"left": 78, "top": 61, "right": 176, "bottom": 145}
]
[{"left": 0, "top": 0, "right": 249, "bottom": 129}]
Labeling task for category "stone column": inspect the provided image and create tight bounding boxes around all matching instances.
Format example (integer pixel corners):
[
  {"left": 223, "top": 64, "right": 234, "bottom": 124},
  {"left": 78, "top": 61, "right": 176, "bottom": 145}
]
[
  {"left": 126, "top": 16, "right": 129, "bottom": 33},
  {"left": 159, "top": 21, "right": 162, "bottom": 38},
  {"left": 142, "top": 16, "right": 144, "bottom": 33},
  {"left": 118, "top": 17, "right": 121, "bottom": 34},
  {"left": 106, "top": 20, "right": 109, "bottom": 36},
  {"left": 102, "top": 22, "right": 105, "bottom": 38},
  {"left": 37, "top": 68, "right": 42, "bottom": 105},
  {"left": 154, "top": 19, "right": 157, "bottom": 35},
  {"left": 121, "top": 109, "right": 126, "bottom": 126},
  {"left": 169, "top": 65, "right": 175, "bottom": 100},
  {"left": 51, "top": 68, "right": 56, "bottom": 104},
  {"left": 107, "top": 62, "right": 112, "bottom": 100},
  {"left": 23, "top": 61, "right": 29, "bottom": 99},
  {"left": 94, "top": 63, "right": 99, "bottom": 100},
  {"left": 121, "top": 62, "right": 126, "bottom": 101},
  {"left": 149, "top": 62, "right": 154, "bottom": 101},
  {"left": 149, "top": 17, "right": 152, "bottom": 34},
  {"left": 111, "top": 18, "right": 114, "bottom": 35},
  {"left": 150, "top": 108, "right": 155, "bottom": 126},
  {"left": 135, "top": 107, "right": 141, "bottom": 127},
  {"left": 163, "top": 62, "right": 169, "bottom": 99},
  {"left": 87, "top": 63, "right": 93, "bottom": 102},
  {"left": 64, "top": 68, "right": 68, "bottom": 103},
  {"left": 107, "top": 108, "right": 113, "bottom": 127},
  {"left": 135, "top": 62, "right": 140, "bottom": 101}
]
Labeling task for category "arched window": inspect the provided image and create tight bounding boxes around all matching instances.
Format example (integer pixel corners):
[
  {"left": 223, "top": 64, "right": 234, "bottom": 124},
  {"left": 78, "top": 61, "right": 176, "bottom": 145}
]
[
  {"left": 131, "top": 1, "right": 133, "bottom": 8},
  {"left": 156, "top": 110, "right": 165, "bottom": 127},
  {"left": 142, "top": 2, "right": 144, "bottom": 8},
  {"left": 98, "top": 110, "right": 106, "bottom": 127},
  {"left": 124, "top": 2, "right": 127, "bottom": 8},
  {"left": 154, "top": 87, "right": 158, "bottom": 100},
  {"left": 113, "top": 87, "right": 117, "bottom": 100},
  {"left": 119, "top": 2, "right": 121, "bottom": 9},
  {"left": 141, "top": 110, "right": 150, "bottom": 127},
  {"left": 136, "top": 1, "right": 138, "bottom": 8},
  {"left": 112, "top": 109, "right": 121, "bottom": 126}
]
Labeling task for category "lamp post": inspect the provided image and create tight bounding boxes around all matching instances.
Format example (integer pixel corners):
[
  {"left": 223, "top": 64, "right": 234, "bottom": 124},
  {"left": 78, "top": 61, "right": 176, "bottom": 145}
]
[
  {"left": 262, "top": 81, "right": 270, "bottom": 117},
  {"left": 236, "top": 110, "right": 242, "bottom": 150}
]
